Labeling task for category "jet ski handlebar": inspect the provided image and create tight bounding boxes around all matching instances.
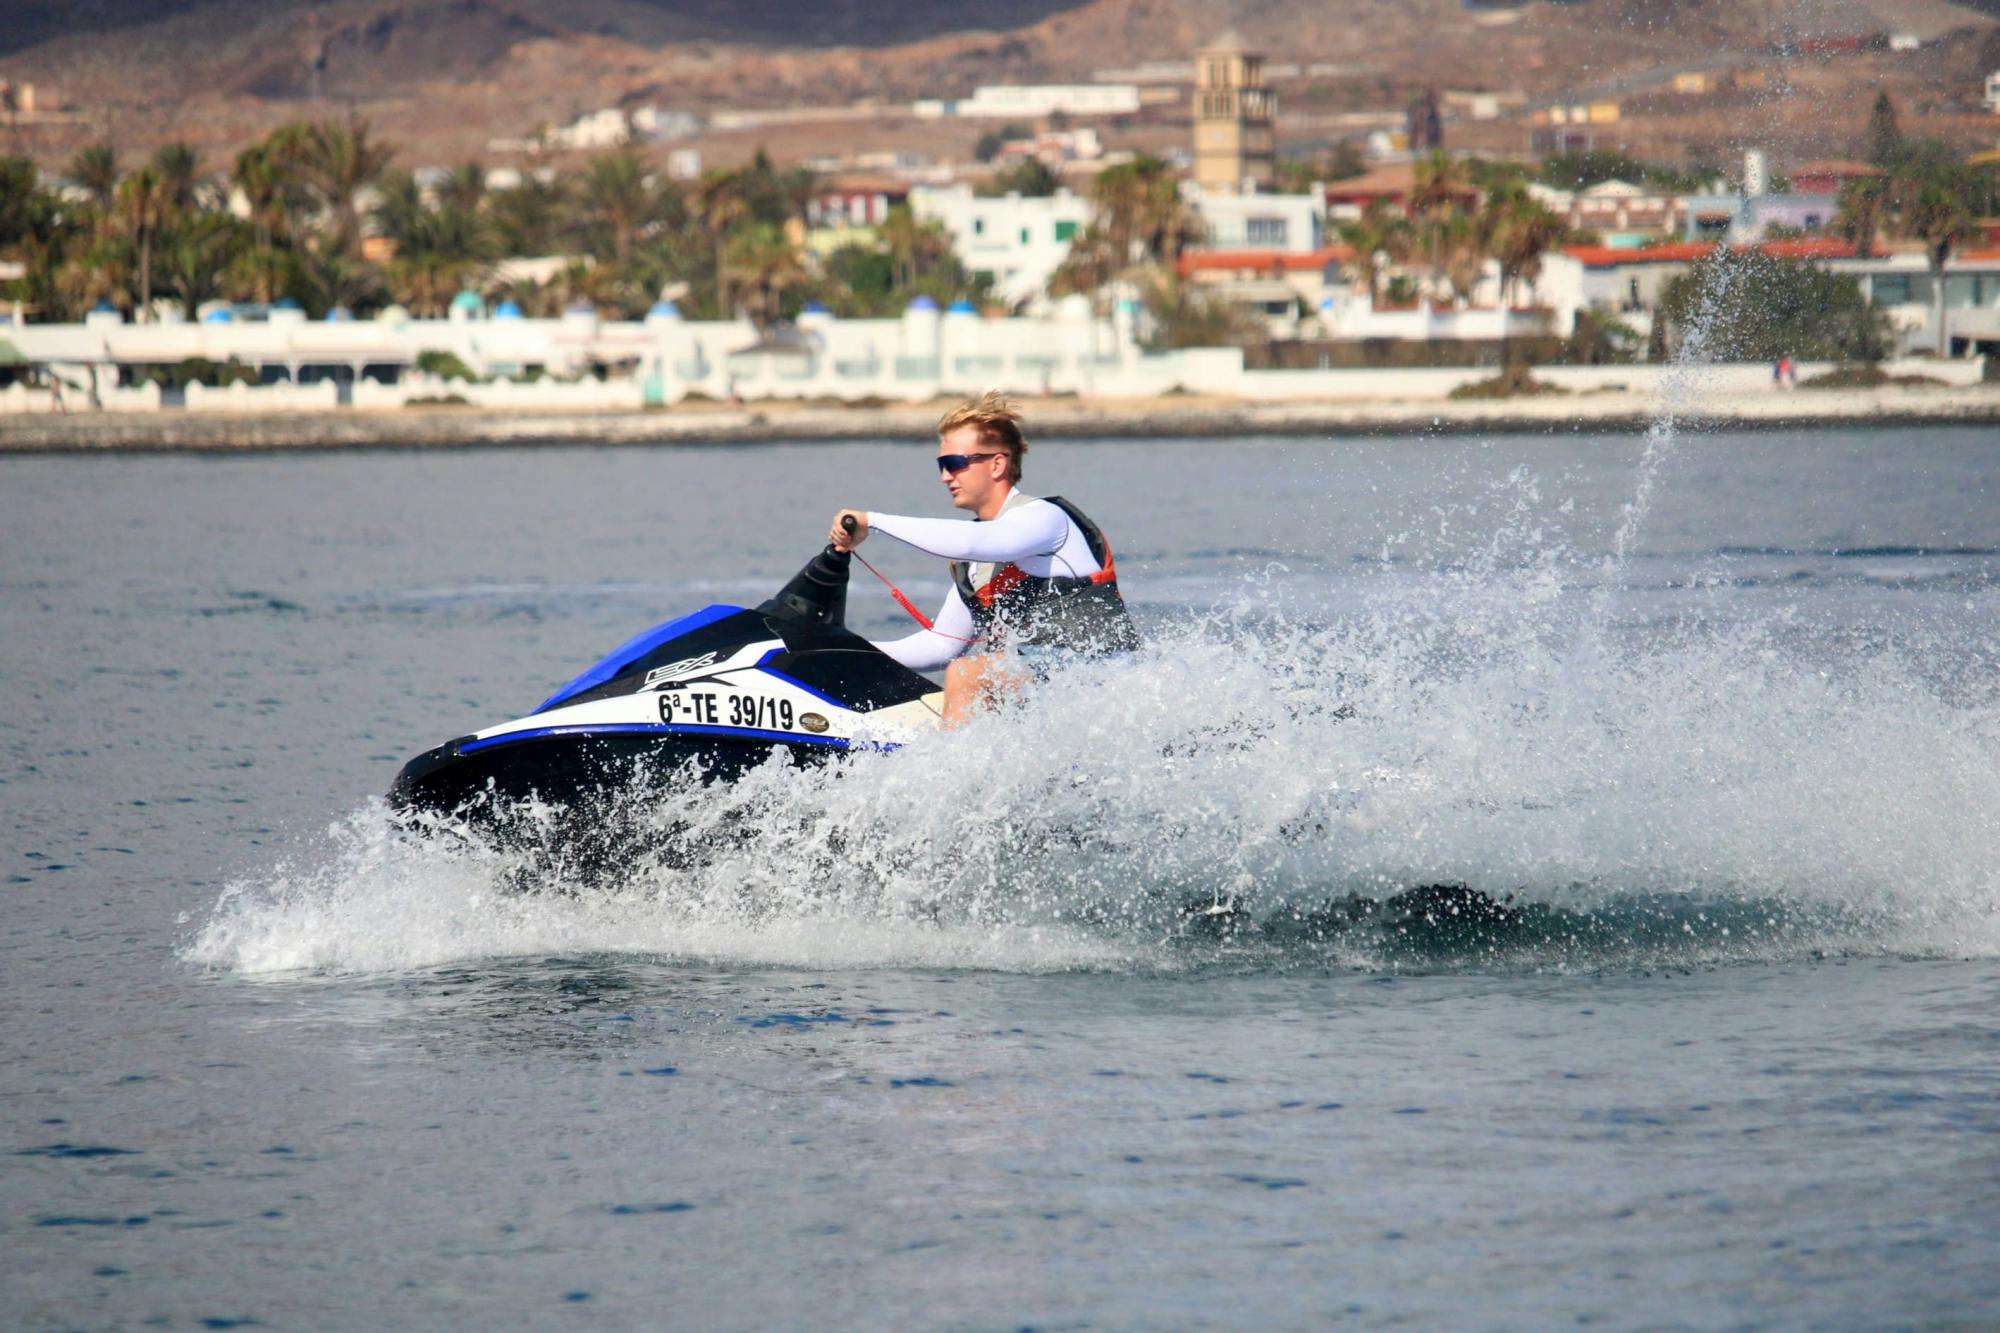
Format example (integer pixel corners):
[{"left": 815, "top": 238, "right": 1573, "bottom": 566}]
[{"left": 755, "top": 516, "right": 856, "bottom": 627}]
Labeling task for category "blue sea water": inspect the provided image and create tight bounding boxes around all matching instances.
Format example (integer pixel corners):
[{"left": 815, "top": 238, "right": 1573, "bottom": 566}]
[{"left": 3, "top": 425, "right": 1998, "bottom": 1328}]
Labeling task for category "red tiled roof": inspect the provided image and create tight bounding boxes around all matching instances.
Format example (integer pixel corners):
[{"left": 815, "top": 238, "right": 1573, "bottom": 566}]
[
  {"left": 1564, "top": 239, "right": 1859, "bottom": 267},
  {"left": 819, "top": 175, "right": 911, "bottom": 194},
  {"left": 1791, "top": 160, "right": 1884, "bottom": 179},
  {"left": 1178, "top": 246, "right": 1356, "bottom": 275}
]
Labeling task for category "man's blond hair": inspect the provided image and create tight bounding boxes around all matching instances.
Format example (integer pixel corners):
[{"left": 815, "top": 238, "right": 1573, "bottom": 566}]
[{"left": 937, "top": 391, "right": 1027, "bottom": 483}]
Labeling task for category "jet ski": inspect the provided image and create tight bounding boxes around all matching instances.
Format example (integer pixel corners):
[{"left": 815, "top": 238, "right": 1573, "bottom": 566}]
[{"left": 389, "top": 523, "right": 943, "bottom": 820}]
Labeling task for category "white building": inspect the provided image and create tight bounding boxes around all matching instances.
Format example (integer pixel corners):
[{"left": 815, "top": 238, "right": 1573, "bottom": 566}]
[
  {"left": 1988, "top": 70, "right": 2000, "bottom": 114},
  {"left": 914, "top": 85, "right": 1141, "bottom": 119},
  {"left": 533, "top": 106, "right": 700, "bottom": 152},
  {"left": 1185, "top": 187, "right": 1325, "bottom": 254},
  {"left": 909, "top": 185, "right": 1092, "bottom": 311}
]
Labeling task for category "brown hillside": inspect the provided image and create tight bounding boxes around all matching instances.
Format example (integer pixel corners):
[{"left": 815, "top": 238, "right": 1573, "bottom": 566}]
[{"left": 1, "top": 0, "right": 1994, "bottom": 170}]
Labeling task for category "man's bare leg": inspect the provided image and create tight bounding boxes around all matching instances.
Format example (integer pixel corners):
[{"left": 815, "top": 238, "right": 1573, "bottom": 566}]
[{"left": 942, "top": 654, "right": 1018, "bottom": 728}]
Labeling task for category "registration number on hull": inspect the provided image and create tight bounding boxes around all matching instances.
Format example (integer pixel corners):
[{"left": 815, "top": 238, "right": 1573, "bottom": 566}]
[{"left": 658, "top": 690, "right": 797, "bottom": 732}]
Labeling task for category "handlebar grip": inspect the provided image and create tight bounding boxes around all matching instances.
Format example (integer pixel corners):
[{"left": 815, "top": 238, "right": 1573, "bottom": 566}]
[{"left": 840, "top": 515, "right": 858, "bottom": 535}]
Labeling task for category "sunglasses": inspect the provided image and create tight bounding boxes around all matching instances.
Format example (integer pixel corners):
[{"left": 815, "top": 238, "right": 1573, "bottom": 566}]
[{"left": 937, "top": 452, "right": 1003, "bottom": 475}]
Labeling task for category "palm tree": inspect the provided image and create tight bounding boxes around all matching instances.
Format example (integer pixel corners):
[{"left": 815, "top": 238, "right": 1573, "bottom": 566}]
[
  {"left": 1834, "top": 176, "right": 1885, "bottom": 260},
  {"left": 1865, "top": 90, "right": 1902, "bottom": 168},
  {"left": 152, "top": 142, "right": 206, "bottom": 215},
  {"left": 578, "top": 150, "right": 658, "bottom": 266},
  {"left": 388, "top": 249, "right": 477, "bottom": 317},
  {"left": 56, "top": 233, "right": 133, "bottom": 320},
  {"left": 723, "top": 222, "right": 807, "bottom": 329},
  {"left": 438, "top": 161, "right": 486, "bottom": 215},
  {"left": 1409, "top": 150, "right": 1473, "bottom": 297},
  {"left": 562, "top": 260, "right": 643, "bottom": 318},
  {"left": 692, "top": 168, "right": 750, "bottom": 316},
  {"left": 488, "top": 172, "right": 570, "bottom": 256},
  {"left": 1904, "top": 169, "right": 1976, "bottom": 356},
  {"left": 159, "top": 212, "right": 245, "bottom": 318},
  {"left": 369, "top": 171, "right": 426, "bottom": 249},
  {"left": 1047, "top": 223, "right": 1121, "bottom": 301},
  {"left": 877, "top": 203, "right": 955, "bottom": 291},
  {"left": 237, "top": 127, "right": 322, "bottom": 249},
  {"left": 295, "top": 118, "right": 394, "bottom": 257},
  {"left": 386, "top": 205, "right": 495, "bottom": 315},
  {"left": 232, "top": 143, "right": 284, "bottom": 250},
  {"left": 1337, "top": 200, "right": 1415, "bottom": 305},
  {"left": 227, "top": 244, "right": 298, "bottom": 306},
  {"left": 69, "top": 144, "right": 119, "bottom": 213},
  {"left": 1434, "top": 209, "right": 1484, "bottom": 304},
  {"left": 300, "top": 248, "right": 383, "bottom": 317},
  {"left": 1479, "top": 181, "right": 1567, "bottom": 308},
  {"left": 115, "top": 167, "right": 166, "bottom": 320},
  {"left": 1091, "top": 155, "right": 1188, "bottom": 266}
]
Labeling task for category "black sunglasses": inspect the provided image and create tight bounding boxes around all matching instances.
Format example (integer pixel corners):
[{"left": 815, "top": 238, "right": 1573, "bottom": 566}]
[{"left": 937, "top": 452, "right": 1002, "bottom": 475}]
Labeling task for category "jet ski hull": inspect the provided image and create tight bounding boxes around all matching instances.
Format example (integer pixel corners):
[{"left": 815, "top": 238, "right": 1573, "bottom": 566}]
[
  {"left": 388, "top": 725, "right": 847, "bottom": 818},
  {"left": 387, "top": 537, "right": 943, "bottom": 831}
]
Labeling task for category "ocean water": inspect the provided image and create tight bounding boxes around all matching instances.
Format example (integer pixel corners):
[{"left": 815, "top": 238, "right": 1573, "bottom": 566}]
[{"left": 3, "top": 424, "right": 1999, "bottom": 1328}]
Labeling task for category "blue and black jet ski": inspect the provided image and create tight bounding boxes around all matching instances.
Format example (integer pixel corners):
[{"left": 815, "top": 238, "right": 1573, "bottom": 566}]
[{"left": 389, "top": 526, "right": 943, "bottom": 819}]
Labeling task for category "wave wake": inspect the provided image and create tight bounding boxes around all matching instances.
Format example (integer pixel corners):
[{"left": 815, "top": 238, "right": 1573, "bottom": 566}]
[{"left": 187, "top": 466, "right": 2000, "bottom": 978}]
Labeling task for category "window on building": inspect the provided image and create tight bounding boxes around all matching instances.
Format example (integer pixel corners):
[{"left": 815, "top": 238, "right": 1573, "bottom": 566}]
[
  {"left": 1055, "top": 220, "right": 1077, "bottom": 242},
  {"left": 1246, "top": 217, "right": 1288, "bottom": 246},
  {"left": 1872, "top": 274, "right": 1911, "bottom": 305},
  {"left": 973, "top": 218, "right": 985, "bottom": 236},
  {"left": 1020, "top": 227, "right": 1030, "bottom": 245}
]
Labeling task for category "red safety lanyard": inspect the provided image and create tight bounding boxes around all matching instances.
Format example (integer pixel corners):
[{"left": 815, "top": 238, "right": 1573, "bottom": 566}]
[{"left": 851, "top": 549, "right": 983, "bottom": 645}]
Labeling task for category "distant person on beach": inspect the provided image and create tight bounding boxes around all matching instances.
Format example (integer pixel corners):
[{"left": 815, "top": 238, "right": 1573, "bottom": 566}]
[{"left": 829, "top": 392, "right": 1139, "bottom": 726}]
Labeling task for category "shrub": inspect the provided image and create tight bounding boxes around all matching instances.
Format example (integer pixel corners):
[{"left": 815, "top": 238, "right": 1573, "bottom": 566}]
[
  {"left": 1448, "top": 364, "right": 1570, "bottom": 399},
  {"left": 414, "top": 349, "right": 478, "bottom": 382},
  {"left": 1658, "top": 250, "right": 1891, "bottom": 363}
]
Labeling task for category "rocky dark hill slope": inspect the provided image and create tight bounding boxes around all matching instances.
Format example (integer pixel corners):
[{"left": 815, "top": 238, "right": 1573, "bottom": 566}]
[{"left": 2, "top": 0, "right": 1991, "bottom": 167}]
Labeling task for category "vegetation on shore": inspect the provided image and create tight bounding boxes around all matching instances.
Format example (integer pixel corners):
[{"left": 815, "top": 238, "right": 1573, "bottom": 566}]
[
  {"left": 0, "top": 124, "right": 992, "bottom": 327},
  {"left": 0, "top": 87, "right": 1990, "bottom": 366},
  {"left": 1447, "top": 364, "right": 1570, "bottom": 400}
]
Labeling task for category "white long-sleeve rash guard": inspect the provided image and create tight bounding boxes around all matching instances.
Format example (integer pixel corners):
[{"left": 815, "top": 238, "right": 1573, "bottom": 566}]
[{"left": 864, "top": 490, "right": 1102, "bottom": 672}]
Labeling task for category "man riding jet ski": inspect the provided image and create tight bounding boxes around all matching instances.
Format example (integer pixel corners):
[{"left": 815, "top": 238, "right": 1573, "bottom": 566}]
[
  {"left": 390, "top": 395, "right": 1138, "bottom": 821},
  {"left": 832, "top": 391, "right": 1138, "bottom": 725}
]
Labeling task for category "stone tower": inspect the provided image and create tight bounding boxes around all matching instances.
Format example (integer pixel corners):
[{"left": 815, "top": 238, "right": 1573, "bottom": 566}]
[{"left": 1193, "top": 29, "right": 1276, "bottom": 194}]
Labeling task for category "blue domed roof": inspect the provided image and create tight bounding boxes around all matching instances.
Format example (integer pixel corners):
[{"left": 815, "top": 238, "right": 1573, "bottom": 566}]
[
  {"left": 946, "top": 299, "right": 977, "bottom": 314},
  {"left": 906, "top": 295, "right": 939, "bottom": 312},
  {"left": 90, "top": 299, "right": 118, "bottom": 313},
  {"left": 494, "top": 300, "right": 524, "bottom": 320},
  {"left": 801, "top": 301, "right": 829, "bottom": 315},
  {"left": 273, "top": 296, "right": 302, "bottom": 310},
  {"left": 450, "top": 289, "right": 483, "bottom": 312},
  {"left": 325, "top": 306, "right": 353, "bottom": 322},
  {"left": 647, "top": 299, "right": 680, "bottom": 318},
  {"left": 202, "top": 307, "right": 235, "bottom": 323}
]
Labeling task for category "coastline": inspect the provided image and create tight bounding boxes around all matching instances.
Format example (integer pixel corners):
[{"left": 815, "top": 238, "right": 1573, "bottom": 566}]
[{"left": 3, "top": 384, "right": 1998, "bottom": 452}]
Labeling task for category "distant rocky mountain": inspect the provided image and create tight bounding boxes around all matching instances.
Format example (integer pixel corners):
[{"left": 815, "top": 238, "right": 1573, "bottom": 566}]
[{"left": 3, "top": 0, "right": 1993, "bottom": 167}]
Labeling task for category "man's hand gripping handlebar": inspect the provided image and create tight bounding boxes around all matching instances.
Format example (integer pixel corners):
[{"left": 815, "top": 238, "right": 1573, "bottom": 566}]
[{"left": 829, "top": 510, "right": 868, "bottom": 553}]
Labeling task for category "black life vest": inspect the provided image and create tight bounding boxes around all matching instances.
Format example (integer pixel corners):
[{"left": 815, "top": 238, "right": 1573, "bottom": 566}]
[{"left": 949, "top": 495, "right": 1141, "bottom": 654}]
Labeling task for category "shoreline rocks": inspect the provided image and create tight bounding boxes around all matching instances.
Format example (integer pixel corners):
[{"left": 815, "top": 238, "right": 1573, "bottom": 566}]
[{"left": 3, "top": 386, "right": 1998, "bottom": 453}]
